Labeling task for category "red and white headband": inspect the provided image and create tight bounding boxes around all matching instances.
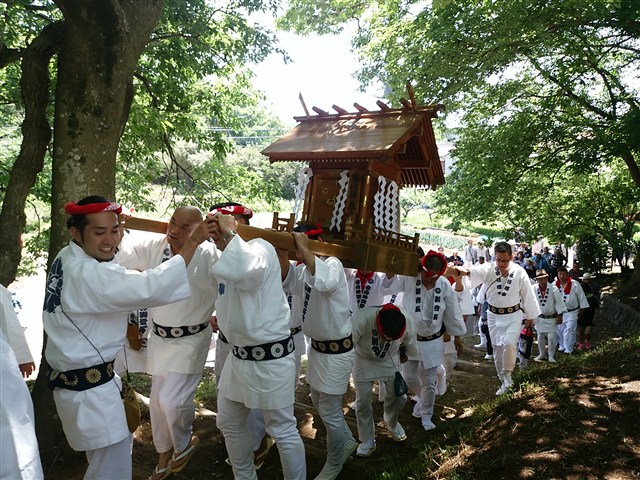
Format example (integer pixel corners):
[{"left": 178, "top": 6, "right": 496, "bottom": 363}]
[
  {"left": 421, "top": 250, "right": 447, "bottom": 278},
  {"left": 209, "top": 205, "right": 253, "bottom": 219},
  {"left": 64, "top": 201, "right": 122, "bottom": 215}
]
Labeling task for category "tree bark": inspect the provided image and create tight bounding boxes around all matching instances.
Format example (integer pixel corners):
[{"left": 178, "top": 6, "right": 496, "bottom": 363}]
[{"left": 0, "top": 23, "right": 63, "bottom": 287}]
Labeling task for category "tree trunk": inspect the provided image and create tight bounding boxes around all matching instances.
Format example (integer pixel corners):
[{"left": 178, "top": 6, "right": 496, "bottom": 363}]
[
  {"left": 0, "top": 23, "right": 62, "bottom": 287},
  {"left": 34, "top": 0, "right": 165, "bottom": 469}
]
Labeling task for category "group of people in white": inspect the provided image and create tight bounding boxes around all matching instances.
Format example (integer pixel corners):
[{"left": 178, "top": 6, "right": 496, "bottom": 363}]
[{"left": 0, "top": 198, "right": 600, "bottom": 480}]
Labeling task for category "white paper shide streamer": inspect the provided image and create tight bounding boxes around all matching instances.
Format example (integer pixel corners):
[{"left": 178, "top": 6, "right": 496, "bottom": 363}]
[
  {"left": 330, "top": 170, "right": 350, "bottom": 231},
  {"left": 292, "top": 166, "right": 312, "bottom": 221}
]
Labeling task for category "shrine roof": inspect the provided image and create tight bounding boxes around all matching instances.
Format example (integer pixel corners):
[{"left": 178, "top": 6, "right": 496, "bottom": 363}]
[{"left": 261, "top": 104, "right": 445, "bottom": 188}]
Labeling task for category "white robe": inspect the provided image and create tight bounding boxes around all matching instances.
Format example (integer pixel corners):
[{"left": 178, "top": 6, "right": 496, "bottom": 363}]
[
  {"left": 351, "top": 306, "right": 418, "bottom": 382},
  {"left": 212, "top": 236, "right": 295, "bottom": 410},
  {"left": 43, "top": 241, "right": 191, "bottom": 451},
  {"left": 344, "top": 269, "right": 395, "bottom": 314},
  {"left": 283, "top": 257, "right": 354, "bottom": 395},
  {"left": 117, "top": 234, "right": 218, "bottom": 375},
  {"left": 1, "top": 287, "right": 43, "bottom": 480},
  {"left": 533, "top": 283, "right": 567, "bottom": 333},
  {"left": 556, "top": 280, "right": 589, "bottom": 312},
  {"left": 395, "top": 275, "right": 466, "bottom": 369}
]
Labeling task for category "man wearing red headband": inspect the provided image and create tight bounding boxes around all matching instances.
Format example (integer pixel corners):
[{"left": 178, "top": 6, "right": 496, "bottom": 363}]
[
  {"left": 389, "top": 249, "right": 466, "bottom": 431},
  {"left": 207, "top": 202, "right": 275, "bottom": 473},
  {"left": 44, "top": 196, "right": 215, "bottom": 479},
  {"left": 208, "top": 209, "right": 306, "bottom": 480},
  {"left": 117, "top": 205, "right": 222, "bottom": 479},
  {"left": 350, "top": 303, "right": 418, "bottom": 456},
  {"left": 279, "top": 223, "right": 356, "bottom": 480},
  {"left": 453, "top": 241, "right": 540, "bottom": 395}
]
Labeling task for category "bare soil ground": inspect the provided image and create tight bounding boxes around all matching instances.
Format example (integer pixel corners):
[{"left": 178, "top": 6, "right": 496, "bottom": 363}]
[{"left": 47, "top": 273, "right": 640, "bottom": 480}]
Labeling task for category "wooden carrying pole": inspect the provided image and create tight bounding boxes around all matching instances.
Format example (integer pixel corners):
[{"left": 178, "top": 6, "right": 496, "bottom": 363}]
[{"left": 124, "top": 216, "right": 356, "bottom": 262}]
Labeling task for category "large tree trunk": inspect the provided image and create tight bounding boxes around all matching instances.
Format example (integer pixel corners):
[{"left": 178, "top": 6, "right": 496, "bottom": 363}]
[
  {"left": 0, "top": 23, "right": 62, "bottom": 287},
  {"left": 34, "top": 1, "right": 165, "bottom": 469}
]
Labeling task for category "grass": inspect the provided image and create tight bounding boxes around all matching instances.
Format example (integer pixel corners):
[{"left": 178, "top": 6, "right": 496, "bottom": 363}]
[{"left": 369, "top": 333, "right": 640, "bottom": 479}]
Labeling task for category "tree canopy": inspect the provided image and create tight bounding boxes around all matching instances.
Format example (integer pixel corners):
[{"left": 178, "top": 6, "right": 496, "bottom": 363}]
[
  {"left": 278, "top": 0, "right": 640, "bottom": 263},
  {"left": 0, "top": 0, "right": 286, "bottom": 286}
]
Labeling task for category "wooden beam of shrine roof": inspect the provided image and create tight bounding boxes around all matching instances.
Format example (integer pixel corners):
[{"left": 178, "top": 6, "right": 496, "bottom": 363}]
[
  {"left": 124, "top": 216, "right": 356, "bottom": 262},
  {"left": 261, "top": 114, "right": 427, "bottom": 160},
  {"left": 292, "top": 104, "right": 443, "bottom": 123}
]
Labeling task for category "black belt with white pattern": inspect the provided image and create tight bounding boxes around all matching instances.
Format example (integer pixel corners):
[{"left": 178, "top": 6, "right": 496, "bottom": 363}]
[
  {"left": 232, "top": 335, "right": 295, "bottom": 361},
  {"left": 488, "top": 304, "right": 521, "bottom": 315},
  {"left": 48, "top": 360, "right": 115, "bottom": 391},
  {"left": 153, "top": 321, "right": 209, "bottom": 339},
  {"left": 566, "top": 307, "right": 580, "bottom": 312},
  {"left": 417, "top": 330, "right": 444, "bottom": 341},
  {"left": 218, "top": 330, "right": 229, "bottom": 344},
  {"left": 290, "top": 326, "right": 303, "bottom": 335},
  {"left": 311, "top": 334, "right": 353, "bottom": 354},
  {"left": 539, "top": 313, "right": 557, "bottom": 319}
]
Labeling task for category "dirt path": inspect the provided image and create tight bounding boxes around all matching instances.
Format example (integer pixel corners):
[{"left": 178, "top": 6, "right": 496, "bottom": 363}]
[
  {"left": 128, "top": 328, "right": 500, "bottom": 480},
  {"left": 47, "top": 313, "right": 618, "bottom": 480}
]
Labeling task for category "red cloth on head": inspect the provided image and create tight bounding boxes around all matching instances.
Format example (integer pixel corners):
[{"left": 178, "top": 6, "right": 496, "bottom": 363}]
[
  {"left": 64, "top": 201, "right": 122, "bottom": 215},
  {"left": 421, "top": 250, "right": 447, "bottom": 278},
  {"left": 210, "top": 204, "right": 253, "bottom": 219},
  {"left": 302, "top": 224, "right": 322, "bottom": 237}
]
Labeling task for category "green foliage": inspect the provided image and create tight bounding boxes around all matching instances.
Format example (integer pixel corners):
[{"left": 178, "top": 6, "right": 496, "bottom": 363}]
[
  {"left": 577, "top": 233, "right": 609, "bottom": 274},
  {"left": 278, "top": 0, "right": 640, "bottom": 251}
]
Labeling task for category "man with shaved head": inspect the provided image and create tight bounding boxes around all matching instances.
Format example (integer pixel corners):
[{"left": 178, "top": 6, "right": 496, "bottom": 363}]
[{"left": 117, "top": 205, "right": 218, "bottom": 479}]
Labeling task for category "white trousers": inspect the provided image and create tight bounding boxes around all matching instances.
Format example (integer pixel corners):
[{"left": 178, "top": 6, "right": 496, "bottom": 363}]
[
  {"left": 488, "top": 316, "right": 520, "bottom": 378},
  {"left": 401, "top": 360, "right": 422, "bottom": 395},
  {"left": 537, "top": 331, "right": 558, "bottom": 359},
  {"left": 217, "top": 395, "right": 306, "bottom": 480},
  {"left": 150, "top": 372, "right": 202, "bottom": 453},
  {"left": 310, "top": 388, "right": 355, "bottom": 469},
  {"left": 559, "top": 311, "right": 578, "bottom": 353},
  {"left": 417, "top": 364, "right": 439, "bottom": 422},
  {"left": 354, "top": 376, "right": 406, "bottom": 446},
  {"left": 85, "top": 433, "right": 133, "bottom": 479}
]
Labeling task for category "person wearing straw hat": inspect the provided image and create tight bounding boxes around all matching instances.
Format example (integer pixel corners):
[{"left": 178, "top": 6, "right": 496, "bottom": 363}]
[
  {"left": 577, "top": 273, "right": 600, "bottom": 350},
  {"left": 532, "top": 269, "right": 567, "bottom": 362}
]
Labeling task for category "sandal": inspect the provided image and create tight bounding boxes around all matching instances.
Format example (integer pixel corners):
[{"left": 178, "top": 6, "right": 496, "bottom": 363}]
[
  {"left": 170, "top": 435, "right": 199, "bottom": 473},
  {"left": 148, "top": 464, "right": 172, "bottom": 480}
]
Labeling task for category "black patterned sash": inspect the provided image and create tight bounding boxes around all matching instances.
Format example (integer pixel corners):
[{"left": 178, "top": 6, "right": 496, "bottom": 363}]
[
  {"left": 48, "top": 360, "right": 115, "bottom": 391},
  {"left": 153, "top": 321, "right": 209, "bottom": 338},
  {"left": 310, "top": 334, "right": 353, "bottom": 354},
  {"left": 232, "top": 336, "right": 295, "bottom": 361}
]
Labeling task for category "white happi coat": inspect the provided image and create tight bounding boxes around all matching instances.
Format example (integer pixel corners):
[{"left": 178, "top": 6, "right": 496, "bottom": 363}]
[
  {"left": 344, "top": 269, "right": 395, "bottom": 314},
  {"left": 43, "top": 241, "right": 191, "bottom": 451},
  {"left": 1, "top": 285, "right": 33, "bottom": 365},
  {"left": 533, "top": 283, "right": 567, "bottom": 333},
  {"left": 212, "top": 236, "right": 295, "bottom": 410},
  {"left": 556, "top": 279, "right": 589, "bottom": 313},
  {"left": 1, "top": 287, "right": 42, "bottom": 480},
  {"left": 395, "top": 275, "right": 466, "bottom": 369},
  {"left": 468, "top": 263, "right": 541, "bottom": 337},
  {"left": 351, "top": 306, "right": 418, "bottom": 382},
  {"left": 117, "top": 234, "right": 218, "bottom": 375},
  {"left": 283, "top": 257, "right": 354, "bottom": 395}
]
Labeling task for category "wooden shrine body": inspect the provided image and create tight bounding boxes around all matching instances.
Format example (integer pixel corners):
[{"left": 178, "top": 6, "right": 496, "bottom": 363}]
[{"left": 262, "top": 98, "right": 446, "bottom": 277}]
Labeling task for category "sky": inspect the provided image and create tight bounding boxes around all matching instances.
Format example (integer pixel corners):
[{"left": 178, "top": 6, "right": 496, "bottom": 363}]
[{"left": 250, "top": 23, "right": 384, "bottom": 126}]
